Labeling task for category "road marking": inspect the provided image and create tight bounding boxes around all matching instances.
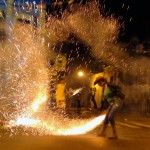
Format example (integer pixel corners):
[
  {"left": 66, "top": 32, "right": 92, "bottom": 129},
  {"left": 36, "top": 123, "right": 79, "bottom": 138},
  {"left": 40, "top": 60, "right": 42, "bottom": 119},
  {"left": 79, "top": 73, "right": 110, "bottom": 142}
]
[
  {"left": 127, "top": 121, "right": 150, "bottom": 128},
  {"left": 140, "top": 122, "right": 150, "bottom": 125},
  {"left": 116, "top": 122, "right": 141, "bottom": 128}
]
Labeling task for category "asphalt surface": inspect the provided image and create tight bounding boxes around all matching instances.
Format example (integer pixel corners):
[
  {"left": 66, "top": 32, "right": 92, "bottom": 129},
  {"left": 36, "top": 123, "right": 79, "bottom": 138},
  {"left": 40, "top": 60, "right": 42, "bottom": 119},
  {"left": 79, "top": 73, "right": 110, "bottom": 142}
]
[
  {"left": 0, "top": 133, "right": 150, "bottom": 150},
  {"left": 0, "top": 110, "right": 150, "bottom": 150}
]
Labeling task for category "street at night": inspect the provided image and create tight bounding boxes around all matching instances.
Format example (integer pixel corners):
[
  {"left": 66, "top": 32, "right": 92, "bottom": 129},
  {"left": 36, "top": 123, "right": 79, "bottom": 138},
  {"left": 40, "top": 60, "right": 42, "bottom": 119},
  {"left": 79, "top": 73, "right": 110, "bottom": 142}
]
[{"left": 0, "top": 0, "right": 150, "bottom": 150}]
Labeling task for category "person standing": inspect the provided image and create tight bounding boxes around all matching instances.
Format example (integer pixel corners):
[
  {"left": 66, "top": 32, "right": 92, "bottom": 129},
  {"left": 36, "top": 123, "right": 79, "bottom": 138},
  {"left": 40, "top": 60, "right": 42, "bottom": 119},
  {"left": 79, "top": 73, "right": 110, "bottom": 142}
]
[
  {"left": 72, "top": 89, "right": 82, "bottom": 114},
  {"left": 76, "top": 92, "right": 81, "bottom": 114},
  {"left": 89, "top": 87, "right": 97, "bottom": 109},
  {"left": 56, "top": 77, "right": 66, "bottom": 112},
  {"left": 94, "top": 76, "right": 125, "bottom": 139}
]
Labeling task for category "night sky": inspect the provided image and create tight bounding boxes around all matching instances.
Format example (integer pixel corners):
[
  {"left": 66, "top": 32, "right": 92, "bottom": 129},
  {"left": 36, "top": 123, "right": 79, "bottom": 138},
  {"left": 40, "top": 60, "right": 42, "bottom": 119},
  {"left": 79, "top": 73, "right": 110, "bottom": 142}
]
[
  {"left": 46, "top": 0, "right": 149, "bottom": 42},
  {"left": 98, "top": 0, "right": 150, "bottom": 42}
]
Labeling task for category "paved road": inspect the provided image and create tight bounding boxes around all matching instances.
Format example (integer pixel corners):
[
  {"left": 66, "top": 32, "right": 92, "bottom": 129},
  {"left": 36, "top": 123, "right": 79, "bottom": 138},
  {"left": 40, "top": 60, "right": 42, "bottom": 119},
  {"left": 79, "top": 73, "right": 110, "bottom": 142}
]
[
  {"left": 0, "top": 113, "right": 150, "bottom": 150},
  {"left": 0, "top": 134, "right": 150, "bottom": 150}
]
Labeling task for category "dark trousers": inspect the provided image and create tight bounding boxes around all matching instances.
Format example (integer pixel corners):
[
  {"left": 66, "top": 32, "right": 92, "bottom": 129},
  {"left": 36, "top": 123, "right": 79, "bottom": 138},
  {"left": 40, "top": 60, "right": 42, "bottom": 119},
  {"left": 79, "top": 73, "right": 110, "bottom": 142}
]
[
  {"left": 77, "top": 100, "right": 81, "bottom": 113},
  {"left": 91, "top": 96, "right": 97, "bottom": 108}
]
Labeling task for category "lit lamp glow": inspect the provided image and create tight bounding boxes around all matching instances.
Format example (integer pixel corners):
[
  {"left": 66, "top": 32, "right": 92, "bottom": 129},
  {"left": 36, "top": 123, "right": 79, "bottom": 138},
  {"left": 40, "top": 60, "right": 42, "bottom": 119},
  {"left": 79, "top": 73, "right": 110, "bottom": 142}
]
[{"left": 78, "top": 71, "right": 84, "bottom": 77}]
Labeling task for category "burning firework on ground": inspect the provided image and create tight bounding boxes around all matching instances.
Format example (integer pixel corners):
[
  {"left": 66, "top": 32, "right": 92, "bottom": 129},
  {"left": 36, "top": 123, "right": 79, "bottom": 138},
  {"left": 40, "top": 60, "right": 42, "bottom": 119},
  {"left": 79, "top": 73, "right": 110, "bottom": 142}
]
[
  {"left": 5, "top": 113, "right": 106, "bottom": 136},
  {"left": 0, "top": 21, "right": 106, "bottom": 136},
  {"left": 0, "top": 1, "right": 117, "bottom": 137}
]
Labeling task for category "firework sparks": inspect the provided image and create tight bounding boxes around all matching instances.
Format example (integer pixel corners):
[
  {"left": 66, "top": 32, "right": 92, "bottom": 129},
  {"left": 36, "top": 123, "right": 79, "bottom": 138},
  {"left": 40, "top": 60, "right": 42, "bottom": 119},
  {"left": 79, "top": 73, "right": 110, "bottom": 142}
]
[
  {"left": 0, "top": 1, "right": 115, "bottom": 137},
  {"left": 72, "top": 88, "right": 82, "bottom": 96},
  {"left": 10, "top": 117, "right": 41, "bottom": 126},
  {"left": 32, "top": 93, "right": 47, "bottom": 112},
  {"left": 1, "top": 0, "right": 149, "bottom": 138},
  {"left": 6, "top": 114, "right": 105, "bottom": 135},
  {"left": 60, "top": 114, "right": 105, "bottom": 135}
]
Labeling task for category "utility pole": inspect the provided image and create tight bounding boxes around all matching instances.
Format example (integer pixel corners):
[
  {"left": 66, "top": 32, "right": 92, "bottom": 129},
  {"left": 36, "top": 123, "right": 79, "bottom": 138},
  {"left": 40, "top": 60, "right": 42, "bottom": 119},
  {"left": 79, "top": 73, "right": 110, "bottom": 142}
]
[
  {"left": 6, "top": 0, "right": 13, "bottom": 39},
  {"left": 38, "top": 3, "right": 46, "bottom": 43}
]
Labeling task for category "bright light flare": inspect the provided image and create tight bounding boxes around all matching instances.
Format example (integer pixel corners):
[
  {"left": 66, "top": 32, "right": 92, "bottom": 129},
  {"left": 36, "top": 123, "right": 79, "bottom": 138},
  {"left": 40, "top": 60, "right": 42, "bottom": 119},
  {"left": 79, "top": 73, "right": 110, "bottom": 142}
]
[
  {"left": 72, "top": 88, "right": 82, "bottom": 96},
  {"left": 13, "top": 117, "right": 41, "bottom": 126},
  {"left": 60, "top": 114, "right": 106, "bottom": 135},
  {"left": 7, "top": 114, "right": 106, "bottom": 135},
  {"left": 78, "top": 71, "right": 84, "bottom": 77},
  {"left": 32, "top": 93, "right": 47, "bottom": 112}
]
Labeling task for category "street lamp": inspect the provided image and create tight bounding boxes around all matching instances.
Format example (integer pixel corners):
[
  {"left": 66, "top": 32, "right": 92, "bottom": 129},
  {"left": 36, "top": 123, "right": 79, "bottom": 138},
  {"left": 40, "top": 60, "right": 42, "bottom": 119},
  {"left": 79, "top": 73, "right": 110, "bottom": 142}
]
[
  {"left": 78, "top": 71, "right": 85, "bottom": 88},
  {"left": 78, "top": 71, "right": 84, "bottom": 77}
]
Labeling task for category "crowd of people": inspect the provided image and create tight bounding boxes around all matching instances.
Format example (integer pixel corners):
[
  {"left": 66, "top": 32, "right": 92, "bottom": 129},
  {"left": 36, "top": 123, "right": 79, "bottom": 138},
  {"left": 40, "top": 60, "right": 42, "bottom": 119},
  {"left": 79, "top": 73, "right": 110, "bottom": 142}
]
[{"left": 53, "top": 77, "right": 98, "bottom": 113}]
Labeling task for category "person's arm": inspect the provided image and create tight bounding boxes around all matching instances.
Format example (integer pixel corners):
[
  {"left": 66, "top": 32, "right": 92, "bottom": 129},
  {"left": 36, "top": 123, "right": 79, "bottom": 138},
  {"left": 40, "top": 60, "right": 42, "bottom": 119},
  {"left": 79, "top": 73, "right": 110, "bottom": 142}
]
[{"left": 107, "top": 83, "right": 125, "bottom": 99}]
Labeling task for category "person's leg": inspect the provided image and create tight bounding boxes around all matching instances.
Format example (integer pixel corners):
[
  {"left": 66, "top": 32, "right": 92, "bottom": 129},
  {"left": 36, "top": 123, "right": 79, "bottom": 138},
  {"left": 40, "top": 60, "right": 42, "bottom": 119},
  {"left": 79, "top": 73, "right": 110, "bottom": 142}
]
[
  {"left": 76, "top": 100, "right": 81, "bottom": 114},
  {"left": 111, "top": 123, "right": 118, "bottom": 139},
  {"left": 62, "top": 100, "right": 67, "bottom": 114},
  {"left": 107, "top": 101, "right": 121, "bottom": 139},
  {"left": 109, "top": 116, "right": 118, "bottom": 139},
  {"left": 98, "top": 106, "right": 111, "bottom": 136},
  {"left": 56, "top": 100, "right": 66, "bottom": 114},
  {"left": 91, "top": 97, "right": 97, "bottom": 108},
  {"left": 99, "top": 118, "right": 108, "bottom": 136}
]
